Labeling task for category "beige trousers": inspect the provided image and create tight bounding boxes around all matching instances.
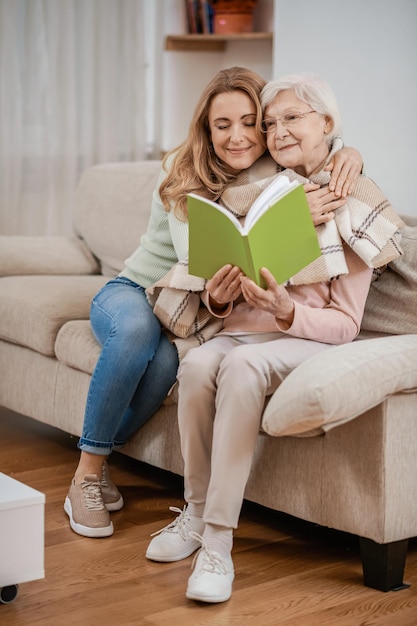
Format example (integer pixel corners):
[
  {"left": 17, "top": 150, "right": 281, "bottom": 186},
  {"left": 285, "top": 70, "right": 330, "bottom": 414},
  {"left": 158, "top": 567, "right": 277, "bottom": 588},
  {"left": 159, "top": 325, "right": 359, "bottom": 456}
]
[{"left": 177, "top": 332, "right": 332, "bottom": 529}]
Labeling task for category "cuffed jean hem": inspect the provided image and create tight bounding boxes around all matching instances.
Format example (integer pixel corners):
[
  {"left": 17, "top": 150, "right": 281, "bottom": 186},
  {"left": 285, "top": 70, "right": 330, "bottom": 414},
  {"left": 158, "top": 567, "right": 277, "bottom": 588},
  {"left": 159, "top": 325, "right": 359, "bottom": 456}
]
[{"left": 77, "top": 438, "right": 120, "bottom": 456}]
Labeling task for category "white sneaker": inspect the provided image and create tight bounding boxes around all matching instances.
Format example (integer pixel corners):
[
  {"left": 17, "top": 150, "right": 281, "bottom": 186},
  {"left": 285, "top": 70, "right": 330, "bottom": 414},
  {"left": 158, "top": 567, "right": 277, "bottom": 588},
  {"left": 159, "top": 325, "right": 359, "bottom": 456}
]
[
  {"left": 186, "top": 532, "right": 234, "bottom": 603},
  {"left": 145, "top": 506, "right": 205, "bottom": 562}
]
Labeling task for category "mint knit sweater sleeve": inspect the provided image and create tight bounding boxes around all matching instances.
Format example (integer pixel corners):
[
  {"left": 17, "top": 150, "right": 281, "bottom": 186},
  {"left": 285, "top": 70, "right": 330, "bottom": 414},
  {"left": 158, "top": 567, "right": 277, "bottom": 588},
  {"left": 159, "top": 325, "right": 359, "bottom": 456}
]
[{"left": 119, "top": 166, "right": 189, "bottom": 289}]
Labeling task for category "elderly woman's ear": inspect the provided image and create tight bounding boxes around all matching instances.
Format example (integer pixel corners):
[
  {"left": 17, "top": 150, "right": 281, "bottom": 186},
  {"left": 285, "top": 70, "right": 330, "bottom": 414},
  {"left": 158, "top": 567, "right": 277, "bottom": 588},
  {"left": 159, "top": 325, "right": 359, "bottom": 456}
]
[{"left": 324, "top": 116, "right": 333, "bottom": 134}]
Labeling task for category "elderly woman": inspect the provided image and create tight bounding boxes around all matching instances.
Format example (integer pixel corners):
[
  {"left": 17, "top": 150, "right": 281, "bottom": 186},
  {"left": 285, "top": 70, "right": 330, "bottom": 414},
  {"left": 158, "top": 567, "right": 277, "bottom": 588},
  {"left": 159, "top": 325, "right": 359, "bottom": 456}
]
[{"left": 145, "top": 74, "right": 403, "bottom": 603}]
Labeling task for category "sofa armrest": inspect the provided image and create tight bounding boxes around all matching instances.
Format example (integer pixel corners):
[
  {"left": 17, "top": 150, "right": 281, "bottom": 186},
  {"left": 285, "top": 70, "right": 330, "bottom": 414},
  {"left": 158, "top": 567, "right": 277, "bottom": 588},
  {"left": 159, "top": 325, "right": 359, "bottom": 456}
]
[
  {"left": 0, "top": 236, "right": 100, "bottom": 276},
  {"left": 262, "top": 333, "right": 417, "bottom": 438}
]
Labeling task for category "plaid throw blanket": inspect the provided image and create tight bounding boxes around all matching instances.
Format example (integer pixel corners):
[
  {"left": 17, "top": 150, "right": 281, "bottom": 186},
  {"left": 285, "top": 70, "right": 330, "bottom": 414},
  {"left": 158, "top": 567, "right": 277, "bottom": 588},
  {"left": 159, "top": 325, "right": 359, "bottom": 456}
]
[
  {"left": 220, "top": 138, "right": 404, "bottom": 285},
  {"left": 146, "top": 260, "right": 223, "bottom": 360},
  {"left": 147, "top": 139, "right": 404, "bottom": 351}
]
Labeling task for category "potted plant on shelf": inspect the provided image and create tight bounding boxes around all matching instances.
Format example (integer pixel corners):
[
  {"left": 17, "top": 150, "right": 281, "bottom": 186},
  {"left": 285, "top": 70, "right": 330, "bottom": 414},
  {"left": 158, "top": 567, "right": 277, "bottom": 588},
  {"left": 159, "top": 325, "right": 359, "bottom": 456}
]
[{"left": 209, "top": 0, "right": 259, "bottom": 34}]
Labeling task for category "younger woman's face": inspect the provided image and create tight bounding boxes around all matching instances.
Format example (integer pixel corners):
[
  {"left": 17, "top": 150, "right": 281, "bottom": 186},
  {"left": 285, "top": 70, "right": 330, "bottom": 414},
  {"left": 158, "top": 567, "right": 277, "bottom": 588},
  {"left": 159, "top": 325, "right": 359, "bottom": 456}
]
[{"left": 208, "top": 90, "right": 265, "bottom": 174}]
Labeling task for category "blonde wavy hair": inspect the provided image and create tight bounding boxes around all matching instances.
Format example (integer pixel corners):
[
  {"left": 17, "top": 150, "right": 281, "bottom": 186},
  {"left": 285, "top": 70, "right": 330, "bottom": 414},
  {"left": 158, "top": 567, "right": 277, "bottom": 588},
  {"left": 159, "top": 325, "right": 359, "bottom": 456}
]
[{"left": 160, "top": 66, "right": 266, "bottom": 220}]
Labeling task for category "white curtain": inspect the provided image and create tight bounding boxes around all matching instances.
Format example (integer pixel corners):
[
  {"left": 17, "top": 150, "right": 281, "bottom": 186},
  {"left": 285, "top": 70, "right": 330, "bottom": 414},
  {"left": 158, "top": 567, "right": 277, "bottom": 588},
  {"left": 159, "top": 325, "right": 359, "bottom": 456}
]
[{"left": 0, "top": 0, "right": 149, "bottom": 235}]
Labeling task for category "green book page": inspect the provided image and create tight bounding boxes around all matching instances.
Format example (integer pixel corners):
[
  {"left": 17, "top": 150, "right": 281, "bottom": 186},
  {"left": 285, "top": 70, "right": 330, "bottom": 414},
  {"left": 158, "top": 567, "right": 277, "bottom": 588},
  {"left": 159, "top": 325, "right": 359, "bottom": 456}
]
[
  {"left": 188, "top": 195, "right": 254, "bottom": 280},
  {"left": 247, "top": 185, "right": 321, "bottom": 286}
]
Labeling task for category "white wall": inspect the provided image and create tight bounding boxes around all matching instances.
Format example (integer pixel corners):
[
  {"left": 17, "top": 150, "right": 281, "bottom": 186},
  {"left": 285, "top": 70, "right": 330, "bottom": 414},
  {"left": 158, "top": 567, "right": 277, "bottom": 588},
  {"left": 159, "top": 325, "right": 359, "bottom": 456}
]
[{"left": 272, "top": 0, "right": 417, "bottom": 216}]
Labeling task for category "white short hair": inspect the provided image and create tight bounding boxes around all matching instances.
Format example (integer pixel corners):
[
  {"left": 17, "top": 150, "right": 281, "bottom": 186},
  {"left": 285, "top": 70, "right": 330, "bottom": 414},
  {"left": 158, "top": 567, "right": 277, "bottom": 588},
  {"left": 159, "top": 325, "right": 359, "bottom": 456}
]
[{"left": 261, "top": 73, "right": 342, "bottom": 145}]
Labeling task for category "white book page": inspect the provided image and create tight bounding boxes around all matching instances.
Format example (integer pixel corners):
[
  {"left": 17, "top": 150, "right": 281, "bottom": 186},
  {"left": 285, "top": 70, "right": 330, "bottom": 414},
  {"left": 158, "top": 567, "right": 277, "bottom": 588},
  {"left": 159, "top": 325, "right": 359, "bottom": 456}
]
[
  {"left": 188, "top": 193, "right": 242, "bottom": 230},
  {"left": 243, "top": 176, "right": 298, "bottom": 234}
]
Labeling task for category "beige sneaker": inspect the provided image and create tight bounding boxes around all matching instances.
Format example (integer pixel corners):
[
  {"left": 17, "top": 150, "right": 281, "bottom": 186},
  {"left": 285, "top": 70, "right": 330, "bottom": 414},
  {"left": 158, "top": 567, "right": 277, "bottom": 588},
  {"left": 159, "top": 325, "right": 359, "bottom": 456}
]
[
  {"left": 64, "top": 474, "right": 114, "bottom": 538},
  {"left": 100, "top": 461, "right": 124, "bottom": 512}
]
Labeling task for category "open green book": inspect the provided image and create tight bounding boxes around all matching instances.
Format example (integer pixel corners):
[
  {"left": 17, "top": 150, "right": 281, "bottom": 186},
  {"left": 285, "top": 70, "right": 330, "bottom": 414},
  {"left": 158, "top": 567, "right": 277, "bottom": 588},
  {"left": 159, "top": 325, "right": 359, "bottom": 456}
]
[{"left": 188, "top": 175, "right": 322, "bottom": 287}]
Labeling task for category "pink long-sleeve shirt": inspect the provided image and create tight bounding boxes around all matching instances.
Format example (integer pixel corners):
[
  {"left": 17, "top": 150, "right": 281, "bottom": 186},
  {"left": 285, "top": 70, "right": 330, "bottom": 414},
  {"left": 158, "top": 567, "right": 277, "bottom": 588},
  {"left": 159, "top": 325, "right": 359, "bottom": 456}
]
[{"left": 214, "top": 244, "right": 373, "bottom": 345}]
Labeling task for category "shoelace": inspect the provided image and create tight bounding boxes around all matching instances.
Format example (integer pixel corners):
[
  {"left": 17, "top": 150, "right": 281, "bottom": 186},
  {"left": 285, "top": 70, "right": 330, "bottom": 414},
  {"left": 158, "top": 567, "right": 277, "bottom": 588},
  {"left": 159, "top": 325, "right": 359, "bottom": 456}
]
[
  {"left": 150, "top": 506, "right": 191, "bottom": 540},
  {"left": 81, "top": 479, "right": 105, "bottom": 511},
  {"left": 189, "top": 531, "right": 231, "bottom": 575}
]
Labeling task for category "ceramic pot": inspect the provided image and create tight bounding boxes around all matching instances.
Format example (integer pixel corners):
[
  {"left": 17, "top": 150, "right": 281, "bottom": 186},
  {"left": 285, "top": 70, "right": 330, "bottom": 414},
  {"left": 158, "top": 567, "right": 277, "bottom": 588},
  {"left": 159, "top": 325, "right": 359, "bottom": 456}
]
[{"left": 210, "top": 0, "right": 258, "bottom": 34}]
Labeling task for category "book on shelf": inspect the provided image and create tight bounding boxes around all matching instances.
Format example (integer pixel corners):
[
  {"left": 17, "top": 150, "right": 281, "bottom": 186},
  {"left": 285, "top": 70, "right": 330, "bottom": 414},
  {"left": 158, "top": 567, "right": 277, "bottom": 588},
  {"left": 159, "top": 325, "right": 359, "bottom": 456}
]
[
  {"left": 185, "top": 0, "right": 200, "bottom": 33},
  {"left": 199, "top": 0, "right": 214, "bottom": 33},
  {"left": 185, "top": 0, "right": 213, "bottom": 33},
  {"left": 187, "top": 176, "right": 322, "bottom": 288}
]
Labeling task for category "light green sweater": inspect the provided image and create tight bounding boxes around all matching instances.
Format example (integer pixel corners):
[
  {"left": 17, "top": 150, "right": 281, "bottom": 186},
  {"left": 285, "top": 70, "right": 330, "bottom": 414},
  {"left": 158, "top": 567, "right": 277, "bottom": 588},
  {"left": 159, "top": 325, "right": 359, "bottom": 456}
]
[{"left": 119, "top": 164, "right": 189, "bottom": 289}]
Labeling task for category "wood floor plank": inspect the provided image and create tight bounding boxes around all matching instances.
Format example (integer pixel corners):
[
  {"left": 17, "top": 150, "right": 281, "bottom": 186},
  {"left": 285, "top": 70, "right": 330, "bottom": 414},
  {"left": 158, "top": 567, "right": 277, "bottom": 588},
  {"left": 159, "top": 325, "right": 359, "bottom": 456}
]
[{"left": 1, "top": 407, "right": 416, "bottom": 625}]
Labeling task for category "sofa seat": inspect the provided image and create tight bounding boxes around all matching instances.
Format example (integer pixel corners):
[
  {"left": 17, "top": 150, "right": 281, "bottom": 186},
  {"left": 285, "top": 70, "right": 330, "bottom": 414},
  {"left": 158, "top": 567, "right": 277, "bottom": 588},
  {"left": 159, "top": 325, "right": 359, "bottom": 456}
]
[
  {"left": 1, "top": 160, "right": 416, "bottom": 593},
  {"left": 55, "top": 320, "right": 101, "bottom": 375}
]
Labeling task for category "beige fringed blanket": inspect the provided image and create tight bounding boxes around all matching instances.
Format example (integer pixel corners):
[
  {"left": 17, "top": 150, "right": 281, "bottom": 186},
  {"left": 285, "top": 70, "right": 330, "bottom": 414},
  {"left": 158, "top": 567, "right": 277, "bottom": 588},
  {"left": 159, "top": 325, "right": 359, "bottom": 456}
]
[
  {"left": 147, "top": 139, "right": 404, "bottom": 352},
  {"left": 146, "top": 260, "right": 223, "bottom": 361},
  {"left": 220, "top": 138, "right": 404, "bottom": 285}
]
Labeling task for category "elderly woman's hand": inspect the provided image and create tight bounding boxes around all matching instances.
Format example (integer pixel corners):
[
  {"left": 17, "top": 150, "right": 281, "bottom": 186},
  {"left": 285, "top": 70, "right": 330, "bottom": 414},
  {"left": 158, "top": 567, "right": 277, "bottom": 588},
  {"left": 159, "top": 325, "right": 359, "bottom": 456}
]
[
  {"left": 240, "top": 268, "right": 295, "bottom": 326},
  {"left": 304, "top": 182, "right": 347, "bottom": 226},
  {"left": 325, "top": 147, "right": 363, "bottom": 197},
  {"left": 206, "top": 264, "right": 243, "bottom": 307}
]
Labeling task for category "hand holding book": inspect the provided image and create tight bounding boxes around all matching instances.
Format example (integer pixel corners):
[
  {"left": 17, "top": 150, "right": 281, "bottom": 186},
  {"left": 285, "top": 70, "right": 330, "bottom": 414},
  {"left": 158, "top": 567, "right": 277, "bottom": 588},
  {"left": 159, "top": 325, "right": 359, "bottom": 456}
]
[
  {"left": 240, "top": 267, "right": 295, "bottom": 328},
  {"left": 205, "top": 264, "right": 244, "bottom": 308}
]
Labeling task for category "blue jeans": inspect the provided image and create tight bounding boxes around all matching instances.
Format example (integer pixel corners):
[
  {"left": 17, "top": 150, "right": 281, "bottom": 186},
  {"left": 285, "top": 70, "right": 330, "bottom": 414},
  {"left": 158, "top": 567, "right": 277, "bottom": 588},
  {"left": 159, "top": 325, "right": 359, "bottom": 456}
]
[{"left": 78, "top": 277, "right": 179, "bottom": 455}]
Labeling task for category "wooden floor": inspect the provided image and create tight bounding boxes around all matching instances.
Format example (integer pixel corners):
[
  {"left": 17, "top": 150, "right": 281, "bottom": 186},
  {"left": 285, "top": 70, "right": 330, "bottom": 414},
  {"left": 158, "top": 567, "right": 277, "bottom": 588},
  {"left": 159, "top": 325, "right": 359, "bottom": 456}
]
[{"left": 1, "top": 408, "right": 417, "bottom": 626}]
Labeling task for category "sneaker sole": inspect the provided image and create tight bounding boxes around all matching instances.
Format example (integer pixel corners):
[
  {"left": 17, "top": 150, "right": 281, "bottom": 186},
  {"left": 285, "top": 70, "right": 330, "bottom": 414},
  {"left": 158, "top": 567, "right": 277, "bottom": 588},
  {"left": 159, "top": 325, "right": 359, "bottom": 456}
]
[
  {"left": 186, "top": 588, "right": 233, "bottom": 603},
  {"left": 64, "top": 497, "right": 114, "bottom": 538},
  {"left": 146, "top": 540, "right": 200, "bottom": 562},
  {"left": 104, "top": 495, "right": 124, "bottom": 512}
]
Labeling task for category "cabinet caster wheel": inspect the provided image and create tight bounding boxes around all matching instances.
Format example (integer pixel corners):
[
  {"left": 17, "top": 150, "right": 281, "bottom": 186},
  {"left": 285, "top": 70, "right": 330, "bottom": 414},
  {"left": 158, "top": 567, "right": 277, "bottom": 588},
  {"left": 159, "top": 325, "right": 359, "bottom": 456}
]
[{"left": 0, "top": 584, "right": 19, "bottom": 604}]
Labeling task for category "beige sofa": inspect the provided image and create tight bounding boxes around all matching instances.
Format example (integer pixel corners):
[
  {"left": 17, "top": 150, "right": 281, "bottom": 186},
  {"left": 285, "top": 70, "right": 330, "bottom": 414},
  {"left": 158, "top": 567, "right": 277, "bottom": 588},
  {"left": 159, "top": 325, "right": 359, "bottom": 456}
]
[{"left": 1, "top": 161, "right": 416, "bottom": 592}]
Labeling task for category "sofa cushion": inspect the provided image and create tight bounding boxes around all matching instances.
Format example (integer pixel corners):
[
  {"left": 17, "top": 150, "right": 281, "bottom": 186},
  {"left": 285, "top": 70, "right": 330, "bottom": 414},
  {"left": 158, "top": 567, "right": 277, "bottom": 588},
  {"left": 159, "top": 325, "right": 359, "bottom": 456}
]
[
  {"left": 55, "top": 320, "right": 101, "bottom": 375},
  {"left": 73, "top": 161, "right": 162, "bottom": 276},
  {"left": 0, "top": 236, "right": 100, "bottom": 276},
  {"left": 262, "top": 334, "right": 417, "bottom": 437},
  {"left": 0, "top": 275, "right": 107, "bottom": 356},
  {"left": 362, "top": 220, "right": 417, "bottom": 334}
]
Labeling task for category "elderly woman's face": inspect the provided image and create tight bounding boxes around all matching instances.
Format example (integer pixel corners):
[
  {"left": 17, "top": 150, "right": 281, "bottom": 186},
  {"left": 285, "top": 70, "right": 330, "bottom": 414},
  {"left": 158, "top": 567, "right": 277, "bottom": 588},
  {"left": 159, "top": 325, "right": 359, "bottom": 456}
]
[{"left": 264, "top": 89, "right": 331, "bottom": 177}]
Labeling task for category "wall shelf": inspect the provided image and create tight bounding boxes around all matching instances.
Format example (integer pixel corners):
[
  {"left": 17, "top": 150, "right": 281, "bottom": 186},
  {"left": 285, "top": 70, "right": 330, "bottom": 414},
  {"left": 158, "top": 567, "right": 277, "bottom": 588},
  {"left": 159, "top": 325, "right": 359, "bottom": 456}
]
[{"left": 165, "top": 32, "right": 273, "bottom": 52}]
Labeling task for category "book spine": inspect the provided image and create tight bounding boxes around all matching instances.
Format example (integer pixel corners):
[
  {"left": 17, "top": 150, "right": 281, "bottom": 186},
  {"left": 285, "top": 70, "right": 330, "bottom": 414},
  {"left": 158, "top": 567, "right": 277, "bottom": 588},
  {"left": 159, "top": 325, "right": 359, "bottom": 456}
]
[
  {"left": 242, "top": 235, "right": 259, "bottom": 285},
  {"left": 185, "top": 0, "right": 201, "bottom": 33},
  {"left": 199, "top": 1, "right": 214, "bottom": 33}
]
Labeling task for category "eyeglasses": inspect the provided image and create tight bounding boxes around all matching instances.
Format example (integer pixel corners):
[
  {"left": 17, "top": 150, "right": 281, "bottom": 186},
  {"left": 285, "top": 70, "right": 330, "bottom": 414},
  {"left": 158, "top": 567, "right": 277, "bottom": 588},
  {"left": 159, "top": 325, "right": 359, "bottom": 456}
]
[{"left": 261, "top": 110, "right": 317, "bottom": 133}]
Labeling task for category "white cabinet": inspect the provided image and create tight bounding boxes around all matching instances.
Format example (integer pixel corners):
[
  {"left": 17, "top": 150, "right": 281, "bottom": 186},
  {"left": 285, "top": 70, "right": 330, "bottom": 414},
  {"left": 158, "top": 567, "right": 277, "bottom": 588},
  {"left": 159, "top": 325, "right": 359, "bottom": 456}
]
[{"left": 0, "top": 473, "right": 45, "bottom": 603}]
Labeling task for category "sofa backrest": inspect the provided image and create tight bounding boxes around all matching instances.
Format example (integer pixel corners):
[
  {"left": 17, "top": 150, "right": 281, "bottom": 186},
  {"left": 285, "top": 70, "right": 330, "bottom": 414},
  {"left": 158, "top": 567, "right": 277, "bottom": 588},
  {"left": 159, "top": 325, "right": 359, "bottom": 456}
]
[
  {"left": 362, "top": 214, "right": 417, "bottom": 335},
  {"left": 73, "top": 161, "right": 162, "bottom": 276}
]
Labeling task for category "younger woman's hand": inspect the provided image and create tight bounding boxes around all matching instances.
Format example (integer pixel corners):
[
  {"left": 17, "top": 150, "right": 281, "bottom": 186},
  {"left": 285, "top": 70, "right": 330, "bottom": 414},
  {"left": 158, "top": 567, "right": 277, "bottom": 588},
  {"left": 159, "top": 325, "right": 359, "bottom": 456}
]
[
  {"left": 325, "top": 147, "right": 362, "bottom": 197},
  {"left": 304, "top": 183, "right": 347, "bottom": 225}
]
